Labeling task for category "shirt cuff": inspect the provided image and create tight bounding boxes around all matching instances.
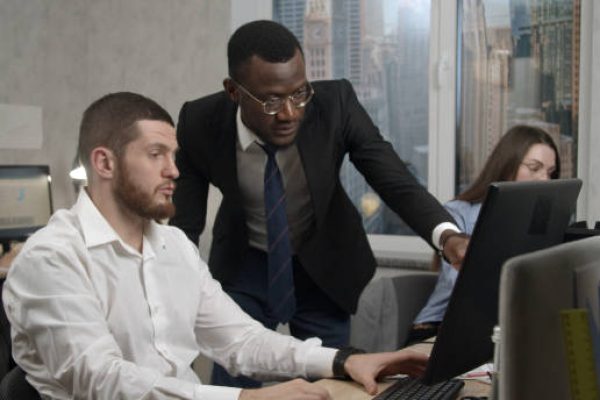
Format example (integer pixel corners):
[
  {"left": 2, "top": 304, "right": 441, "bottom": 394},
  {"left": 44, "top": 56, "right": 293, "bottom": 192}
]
[
  {"left": 304, "top": 347, "right": 338, "bottom": 379},
  {"left": 431, "top": 223, "right": 461, "bottom": 250},
  {"left": 195, "top": 384, "right": 242, "bottom": 400}
]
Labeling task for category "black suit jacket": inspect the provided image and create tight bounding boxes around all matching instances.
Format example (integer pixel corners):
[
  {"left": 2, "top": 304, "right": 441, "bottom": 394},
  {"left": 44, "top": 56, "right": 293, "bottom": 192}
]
[{"left": 171, "top": 79, "right": 454, "bottom": 314}]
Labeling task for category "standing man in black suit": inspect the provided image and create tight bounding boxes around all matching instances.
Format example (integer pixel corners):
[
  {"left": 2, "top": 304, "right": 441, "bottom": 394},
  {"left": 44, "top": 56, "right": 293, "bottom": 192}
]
[{"left": 170, "top": 20, "right": 468, "bottom": 388}]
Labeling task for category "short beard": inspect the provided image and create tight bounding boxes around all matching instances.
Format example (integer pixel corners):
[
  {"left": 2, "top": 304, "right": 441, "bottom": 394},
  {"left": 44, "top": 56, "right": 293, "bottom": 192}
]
[{"left": 113, "top": 163, "right": 175, "bottom": 221}]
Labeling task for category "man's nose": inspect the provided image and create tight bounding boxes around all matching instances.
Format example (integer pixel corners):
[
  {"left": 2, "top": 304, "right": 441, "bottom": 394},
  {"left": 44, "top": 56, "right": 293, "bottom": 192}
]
[
  {"left": 164, "top": 155, "right": 179, "bottom": 179},
  {"left": 275, "top": 98, "right": 299, "bottom": 120}
]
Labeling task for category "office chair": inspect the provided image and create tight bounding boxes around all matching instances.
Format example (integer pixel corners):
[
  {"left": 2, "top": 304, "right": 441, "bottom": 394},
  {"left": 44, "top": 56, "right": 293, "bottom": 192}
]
[
  {"left": 0, "top": 366, "right": 40, "bottom": 400},
  {"left": 351, "top": 270, "right": 438, "bottom": 352}
]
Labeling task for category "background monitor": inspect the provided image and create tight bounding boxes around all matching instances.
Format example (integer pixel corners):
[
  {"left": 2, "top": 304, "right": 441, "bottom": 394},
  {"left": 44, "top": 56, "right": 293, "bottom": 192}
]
[
  {"left": 0, "top": 165, "right": 53, "bottom": 252},
  {"left": 498, "top": 236, "right": 600, "bottom": 399},
  {"left": 423, "top": 178, "right": 582, "bottom": 384}
]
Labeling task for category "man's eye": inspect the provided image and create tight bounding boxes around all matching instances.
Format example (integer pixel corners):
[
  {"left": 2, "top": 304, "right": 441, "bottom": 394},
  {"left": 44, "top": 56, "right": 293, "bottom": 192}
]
[
  {"left": 292, "top": 89, "right": 308, "bottom": 99},
  {"left": 265, "top": 98, "right": 283, "bottom": 107}
]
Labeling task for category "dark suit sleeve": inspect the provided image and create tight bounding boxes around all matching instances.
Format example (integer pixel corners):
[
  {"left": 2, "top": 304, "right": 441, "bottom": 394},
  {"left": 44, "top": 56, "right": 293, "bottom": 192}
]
[
  {"left": 169, "top": 102, "right": 210, "bottom": 245},
  {"left": 337, "top": 80, "right": 455, "bottom": 247}
]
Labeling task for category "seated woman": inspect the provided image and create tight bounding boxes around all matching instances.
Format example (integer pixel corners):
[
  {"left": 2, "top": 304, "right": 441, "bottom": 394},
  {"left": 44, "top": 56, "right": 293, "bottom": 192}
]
[{"left": 407, "top": 125, "right": 560, "bottom": 344}]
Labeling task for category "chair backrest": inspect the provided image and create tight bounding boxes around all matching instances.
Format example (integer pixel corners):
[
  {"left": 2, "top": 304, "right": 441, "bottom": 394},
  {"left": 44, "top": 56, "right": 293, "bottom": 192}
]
[
  {"left": 498, "top": 236, "right": 600, "bottom": 399},
  {"left": 0, "top": 366, "right": 40, "bottom": 400},
  {"left": 351, "top": 270, "right": 437, "bottom": 352}
]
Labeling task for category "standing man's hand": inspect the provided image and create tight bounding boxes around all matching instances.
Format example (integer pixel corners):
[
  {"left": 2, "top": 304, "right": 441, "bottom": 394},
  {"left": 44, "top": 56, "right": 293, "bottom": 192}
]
[
  {"left": 343, "top": 350, "right": 429, "bottom": 395},
  {"left": 239, "top": 378, "right": 331, "bottom": 400},
  {"left": 439, "top": 230, "right": 470, "bottom": 270}
]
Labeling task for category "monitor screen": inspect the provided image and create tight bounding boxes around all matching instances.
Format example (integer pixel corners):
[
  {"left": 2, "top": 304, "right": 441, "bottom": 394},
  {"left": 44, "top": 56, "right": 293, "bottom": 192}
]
[
  {"left": 0, "top": 165, "right": 53, "bottom": 247},
  {"left": 422, "top": 178, "right": 582, "bottom": 384}
]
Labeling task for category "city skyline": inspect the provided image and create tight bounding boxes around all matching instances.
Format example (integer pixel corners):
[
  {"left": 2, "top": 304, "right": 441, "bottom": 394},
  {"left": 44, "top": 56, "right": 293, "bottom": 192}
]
[{"left": 274, "top": 0, "right": 579, "bottom": 235}]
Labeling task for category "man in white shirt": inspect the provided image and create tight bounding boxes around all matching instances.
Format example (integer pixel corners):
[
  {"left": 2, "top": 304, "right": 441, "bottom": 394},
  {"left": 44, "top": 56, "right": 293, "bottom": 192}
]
[{"left": 2, "top": 92, "right": 427, "bottom": 399}]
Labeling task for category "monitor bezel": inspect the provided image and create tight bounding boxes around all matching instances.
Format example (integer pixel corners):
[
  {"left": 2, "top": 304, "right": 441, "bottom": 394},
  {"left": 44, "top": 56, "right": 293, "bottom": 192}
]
[
  {"left": 0, "top": 165, "right": 53, "bottom": 243},
  {"left": 422, "top": 178, "right": 582, "bottom": 384}
]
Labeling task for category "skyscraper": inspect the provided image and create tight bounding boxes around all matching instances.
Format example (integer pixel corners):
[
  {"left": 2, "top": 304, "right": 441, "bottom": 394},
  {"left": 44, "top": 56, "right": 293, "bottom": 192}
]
[{"left": 273, "top": 0, "right": 307, "bottom": 42}]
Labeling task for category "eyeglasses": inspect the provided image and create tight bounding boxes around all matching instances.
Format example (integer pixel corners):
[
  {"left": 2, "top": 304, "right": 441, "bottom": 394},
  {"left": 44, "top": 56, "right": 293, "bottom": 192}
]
[
  {"left": 230, "top": 78, "right": 314, "bottom": 115},
  {"left": 520, "top": 160, "right": 556, "bottom": 179}
]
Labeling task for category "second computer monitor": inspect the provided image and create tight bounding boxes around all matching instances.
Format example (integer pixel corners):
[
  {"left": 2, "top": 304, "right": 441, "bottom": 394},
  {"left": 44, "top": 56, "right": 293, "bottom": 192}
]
[
  {"left": 498, "top": 236, "right": 600, "bottom": 399},
  {"left": 423, "top": 178, "right": 582, "bottom": 384},
  {"left": 0, "top": 165, "right": 53, "bottom": 251}
]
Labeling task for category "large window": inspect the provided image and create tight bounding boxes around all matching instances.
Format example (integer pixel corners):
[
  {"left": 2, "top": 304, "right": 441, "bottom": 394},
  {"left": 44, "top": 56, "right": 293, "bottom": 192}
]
[
  {"left": 457, "top": 0, "right": 578, "bottom": 193},
  {"left": 274, "top": 0, "right": 431, "bottom": 236},
  {"left": 273, "top": 0, "right": 581, "bottom": 229},
  {"left": 235, "top": 0, "right": 598, "bottom": 257}
]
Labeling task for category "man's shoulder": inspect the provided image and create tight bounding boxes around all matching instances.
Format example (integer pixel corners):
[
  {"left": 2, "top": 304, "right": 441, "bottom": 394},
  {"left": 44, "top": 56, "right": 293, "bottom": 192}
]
[
  {"left": 8, "top": 209, "right": 84, "bottom": 274},
  {"left": 182, "top": 91, "right": 232, "bottom": 116},
  {"left": 177, "top": 91, "right": 236, "bottom": 139},
  {"left": 309, "top": 79, "right": 358, "bottom": 115},
  {"left": 25, "top": 209, "right": 82, "bottom": 248}
]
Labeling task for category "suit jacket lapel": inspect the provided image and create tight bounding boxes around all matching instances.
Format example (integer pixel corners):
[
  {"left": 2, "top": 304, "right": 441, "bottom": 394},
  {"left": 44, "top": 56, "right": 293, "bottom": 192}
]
[{"left": 296, "top": 104, "right": 333, "bottom": 229}]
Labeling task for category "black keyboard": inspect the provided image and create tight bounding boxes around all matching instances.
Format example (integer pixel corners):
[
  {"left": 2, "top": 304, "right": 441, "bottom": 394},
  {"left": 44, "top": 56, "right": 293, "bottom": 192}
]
[{"left": 373, "top": 377, "right": 464, "bottom": 400}]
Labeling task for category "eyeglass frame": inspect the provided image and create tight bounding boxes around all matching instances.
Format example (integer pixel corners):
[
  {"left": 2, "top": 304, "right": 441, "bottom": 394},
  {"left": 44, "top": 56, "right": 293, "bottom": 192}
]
[
  {"left": 229, "top": 77, "right": 314, "bottom": 115},
  {"left": 519, "top": 160, "right": 556, "bottom": 179}
]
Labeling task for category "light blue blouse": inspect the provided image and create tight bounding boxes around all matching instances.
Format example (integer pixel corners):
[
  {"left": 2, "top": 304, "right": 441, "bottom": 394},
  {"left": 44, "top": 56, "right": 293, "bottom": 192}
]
[{"left": 413, "top": 199, "right": 482, "bottom": 324}]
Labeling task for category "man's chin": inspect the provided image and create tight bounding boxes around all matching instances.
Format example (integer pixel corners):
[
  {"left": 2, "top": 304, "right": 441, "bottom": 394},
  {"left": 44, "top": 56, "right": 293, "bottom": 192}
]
[
  {"left": 270, "top": 133, "right": 297, "bottom": 148},
  {"left": 139, "top": 203, "right": 175, "bottom": 221},
  {"left": 156, "top": 203, "right": 176, "bottom": 220}
]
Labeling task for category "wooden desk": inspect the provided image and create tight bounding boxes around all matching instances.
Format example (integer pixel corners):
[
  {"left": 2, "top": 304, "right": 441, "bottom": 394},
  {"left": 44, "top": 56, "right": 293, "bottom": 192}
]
[{"left": 315, "top": 342, "right": 491, "bottom": 399}]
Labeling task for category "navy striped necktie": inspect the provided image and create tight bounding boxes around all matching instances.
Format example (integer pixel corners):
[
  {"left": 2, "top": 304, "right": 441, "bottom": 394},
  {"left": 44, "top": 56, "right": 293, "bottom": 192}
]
[{"left": 260, "top": 143, "right": 296, "bottom": 322}]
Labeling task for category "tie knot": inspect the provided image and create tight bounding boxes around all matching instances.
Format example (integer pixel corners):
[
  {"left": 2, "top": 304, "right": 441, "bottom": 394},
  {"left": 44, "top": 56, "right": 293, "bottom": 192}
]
[{"left": 259, "top": 142, "right": 278, "bottom": 157}]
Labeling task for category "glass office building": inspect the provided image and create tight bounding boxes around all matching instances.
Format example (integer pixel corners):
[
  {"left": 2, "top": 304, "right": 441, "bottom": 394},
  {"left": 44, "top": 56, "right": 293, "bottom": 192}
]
[{"left": 273, "top": 0, "right": 579, "bottom": 236}]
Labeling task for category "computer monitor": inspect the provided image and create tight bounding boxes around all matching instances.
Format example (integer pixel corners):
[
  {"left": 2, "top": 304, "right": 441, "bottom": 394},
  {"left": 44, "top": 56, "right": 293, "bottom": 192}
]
[
  {"left": 422, "top": 178, "right": 582, "bottom": 384},
  {"left": 498, "top": 236, "right": 600, "bottom": 399},
  {"left": 0, "top": 165, "right": 53, "bottom": 252}
]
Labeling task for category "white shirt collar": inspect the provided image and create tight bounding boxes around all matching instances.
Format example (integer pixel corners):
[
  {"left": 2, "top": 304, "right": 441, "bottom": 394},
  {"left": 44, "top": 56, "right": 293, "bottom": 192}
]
[
  {"left": 74, "top": 189, "right": 121, "bottom": 248},
  {"left": 236, "top": 107, "right": 264, "bottom": 151},
  {"left": 73, "top": 189, "right": 164, "bottom": 257}
]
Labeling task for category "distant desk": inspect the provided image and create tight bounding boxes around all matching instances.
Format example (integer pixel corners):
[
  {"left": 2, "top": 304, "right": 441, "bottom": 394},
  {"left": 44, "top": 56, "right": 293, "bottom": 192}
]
[{"left": 315, "top": 342, "right": 491, "bottom": 399}]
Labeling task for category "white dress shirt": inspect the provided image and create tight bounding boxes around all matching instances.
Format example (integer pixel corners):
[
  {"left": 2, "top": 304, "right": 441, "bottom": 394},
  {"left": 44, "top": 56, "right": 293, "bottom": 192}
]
[{"left": 2, "top": 190, "right": 336, "bottom": 400}]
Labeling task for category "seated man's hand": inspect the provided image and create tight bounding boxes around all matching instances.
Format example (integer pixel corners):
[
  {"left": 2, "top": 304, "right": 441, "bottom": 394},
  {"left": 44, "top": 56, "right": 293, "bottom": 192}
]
[
  {"left": 344, "top": 349, "right": 429, "bottom": 396},
  {"left": 239, "top": 378, "right": 331, "bottom": 400}
]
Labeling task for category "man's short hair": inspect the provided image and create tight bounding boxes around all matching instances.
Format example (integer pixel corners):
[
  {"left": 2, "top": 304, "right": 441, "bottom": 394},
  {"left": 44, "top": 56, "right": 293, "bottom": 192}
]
[
  {"left": 78, "top": 92, "right": 174, "bottom": 172},
  {"left": 227, "top": 20, "right": 303, "bottom": 80}
]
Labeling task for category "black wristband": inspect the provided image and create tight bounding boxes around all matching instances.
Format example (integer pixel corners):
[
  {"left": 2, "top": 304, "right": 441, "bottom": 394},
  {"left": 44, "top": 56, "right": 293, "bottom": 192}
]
[{"left": 332, "top": 347, "right": 366, "bottom": 379}]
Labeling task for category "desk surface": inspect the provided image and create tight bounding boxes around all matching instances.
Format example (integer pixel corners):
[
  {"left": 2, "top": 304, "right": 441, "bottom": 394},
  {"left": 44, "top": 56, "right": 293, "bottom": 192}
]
[{"left": 315, "top": 342, "right": 491, "bottom": 399}]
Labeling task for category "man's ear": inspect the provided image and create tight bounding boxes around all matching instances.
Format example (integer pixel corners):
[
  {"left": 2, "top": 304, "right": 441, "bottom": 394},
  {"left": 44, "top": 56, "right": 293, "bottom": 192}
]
[
  {"left": 89, "top": 147, "right": 116, "bottom": 179},
  {"left": 223, "top": 78, "right": 239, "bottom": 103}
]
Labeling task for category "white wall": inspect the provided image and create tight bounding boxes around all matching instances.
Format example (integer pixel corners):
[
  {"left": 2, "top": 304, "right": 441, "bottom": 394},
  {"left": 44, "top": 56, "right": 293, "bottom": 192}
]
[{"left": 0, "top": 0, "right": 231, "bottom": 210}]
